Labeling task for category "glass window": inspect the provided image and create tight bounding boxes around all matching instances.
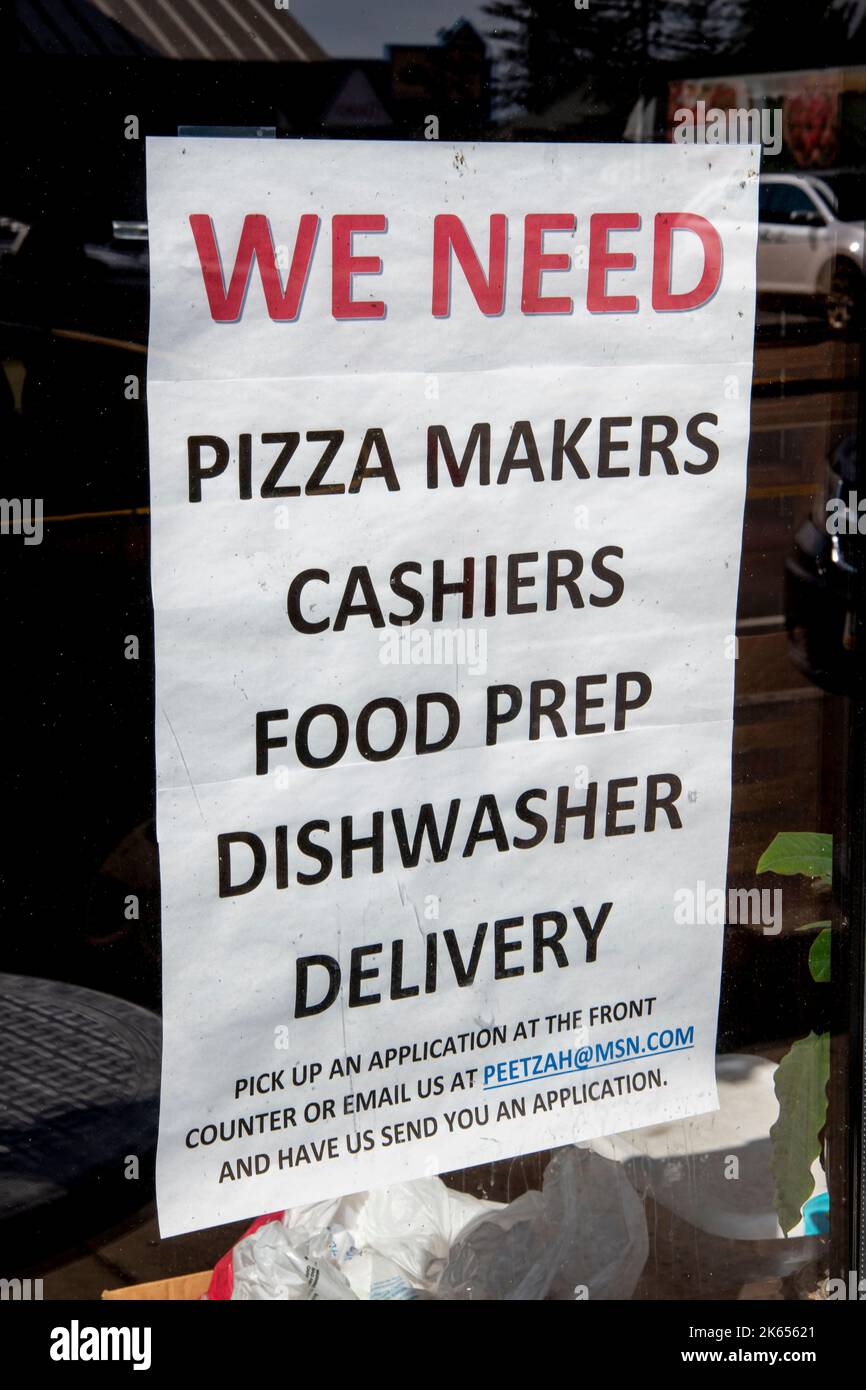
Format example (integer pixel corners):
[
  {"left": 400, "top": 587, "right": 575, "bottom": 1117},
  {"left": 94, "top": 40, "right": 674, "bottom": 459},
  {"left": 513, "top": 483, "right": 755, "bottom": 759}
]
[{"left": 2, "top": 0, "right": 866, "bottom": 1329}]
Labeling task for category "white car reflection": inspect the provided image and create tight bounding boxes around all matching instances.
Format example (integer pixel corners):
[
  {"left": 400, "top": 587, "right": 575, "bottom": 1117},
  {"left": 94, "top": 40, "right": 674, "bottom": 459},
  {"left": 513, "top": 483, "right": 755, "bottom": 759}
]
[{"left": 758, "top": 172, "right": 865, "bottom": 332}]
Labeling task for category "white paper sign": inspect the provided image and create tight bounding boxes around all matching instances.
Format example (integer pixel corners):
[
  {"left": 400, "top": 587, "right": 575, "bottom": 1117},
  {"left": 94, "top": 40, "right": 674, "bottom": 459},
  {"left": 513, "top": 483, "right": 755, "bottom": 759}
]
[{"left": 146, "top": 137, "right": 759, "bottom": 1236}]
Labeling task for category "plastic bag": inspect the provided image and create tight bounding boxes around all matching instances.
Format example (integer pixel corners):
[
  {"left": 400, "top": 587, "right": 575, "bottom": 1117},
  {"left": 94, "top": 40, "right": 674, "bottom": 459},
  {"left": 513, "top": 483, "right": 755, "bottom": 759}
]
[
  {"left": 436, "top": 1145, "right": 649, "bottom": 1301},
  {"left": 220, "top": 1179, "right": 501, "bottom": 1300},
  {"left": 212, "top": 1145, "right": 648, "bottom": 1301}
]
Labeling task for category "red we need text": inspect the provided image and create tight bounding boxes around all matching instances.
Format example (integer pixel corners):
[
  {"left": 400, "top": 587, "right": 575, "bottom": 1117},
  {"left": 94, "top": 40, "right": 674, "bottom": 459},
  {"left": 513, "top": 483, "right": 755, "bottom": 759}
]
[{"left": 188, "top": 210, "right": 723, "bottom": 322}]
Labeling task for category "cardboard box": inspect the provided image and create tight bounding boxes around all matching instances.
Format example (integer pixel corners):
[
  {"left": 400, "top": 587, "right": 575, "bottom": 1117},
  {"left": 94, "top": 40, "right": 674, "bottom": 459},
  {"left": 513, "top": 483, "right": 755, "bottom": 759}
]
[{"left": 102, "top": 1271, "right": 211, "bottom": 1300}]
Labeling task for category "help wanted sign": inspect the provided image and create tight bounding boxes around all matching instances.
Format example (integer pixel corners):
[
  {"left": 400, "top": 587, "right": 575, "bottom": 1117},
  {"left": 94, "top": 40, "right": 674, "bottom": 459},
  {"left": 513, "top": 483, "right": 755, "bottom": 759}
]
[{"left": 146, "top": 138, "right": 758, "bottom": 1236}]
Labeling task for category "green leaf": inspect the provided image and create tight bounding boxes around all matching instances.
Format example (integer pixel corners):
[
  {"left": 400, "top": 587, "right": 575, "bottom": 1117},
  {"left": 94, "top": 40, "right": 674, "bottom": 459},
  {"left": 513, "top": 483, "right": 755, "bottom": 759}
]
[
  {"left": 757, "top": 832, "right": 833, "bottom": 881},
  {"left": 808, "top": 929, "right": 831, "bottom": 983},
  {"left": 770, "top": 1031, "right": 830, "bottom": 1234}
]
